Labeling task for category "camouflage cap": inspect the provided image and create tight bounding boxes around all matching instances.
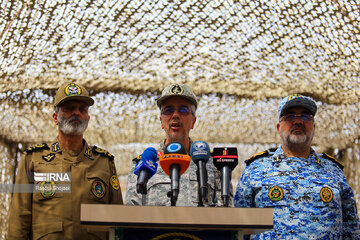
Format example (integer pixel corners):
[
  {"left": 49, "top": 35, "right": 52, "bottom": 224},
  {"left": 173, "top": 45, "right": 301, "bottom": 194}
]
[
  {"left": 278, "top": 94, "right": 317, "bottom": 118},
  {"left": 156, "top": 83, "right": 198, "bottom": 109},
  {"left": 54, "top": 83, "right": 94, "bottom": 107}
]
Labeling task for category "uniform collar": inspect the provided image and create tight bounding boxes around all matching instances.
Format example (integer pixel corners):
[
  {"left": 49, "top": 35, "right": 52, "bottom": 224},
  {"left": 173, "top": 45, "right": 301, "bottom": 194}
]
[
  {"left": 51, "top": 138, "right": 93, "bottom": 159},
  {"left": 273, "top": 146, "right": 321, "bottom": 164}
]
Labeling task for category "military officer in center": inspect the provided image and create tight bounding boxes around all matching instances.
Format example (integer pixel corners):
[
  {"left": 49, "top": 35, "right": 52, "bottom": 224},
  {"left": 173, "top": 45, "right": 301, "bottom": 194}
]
[
  {"left": 8, "top": 83, "right": 123, "bottom": 240},
  {"left": 234, "top": 94, "right": 360, "bottom": 239}
]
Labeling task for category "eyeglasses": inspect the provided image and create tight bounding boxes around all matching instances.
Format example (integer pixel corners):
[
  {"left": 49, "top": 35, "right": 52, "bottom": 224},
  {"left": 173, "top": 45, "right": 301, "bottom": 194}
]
[
  {"left": 280, "top": 113, "right": 314, "bottom": 123},
  {"left": 161, "top": 106, "right": 192, "bottom": 116}
]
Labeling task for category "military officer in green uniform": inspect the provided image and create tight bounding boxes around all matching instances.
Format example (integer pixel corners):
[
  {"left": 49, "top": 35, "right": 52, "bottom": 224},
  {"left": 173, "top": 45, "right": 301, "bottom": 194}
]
[{"left": 8, "top": 83, "right": 123, "bottom": 240}]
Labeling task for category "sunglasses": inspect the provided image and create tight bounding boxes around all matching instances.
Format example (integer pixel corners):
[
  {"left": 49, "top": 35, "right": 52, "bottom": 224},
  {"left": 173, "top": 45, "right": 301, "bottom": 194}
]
[
  {"left": 161, "top": 106, "right": 192, "bottom": 116},
  {"left": 280, "top": 113, "right": 314, "bottom": 123}
]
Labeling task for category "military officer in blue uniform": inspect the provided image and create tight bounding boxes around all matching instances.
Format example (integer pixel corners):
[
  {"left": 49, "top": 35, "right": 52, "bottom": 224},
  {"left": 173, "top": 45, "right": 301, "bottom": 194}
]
[
  {"left": 234, "top": 94, "right": 360, "bottom": 239},
  {"left": 8, "top": 83, "right": 123, "bottom": 240}
]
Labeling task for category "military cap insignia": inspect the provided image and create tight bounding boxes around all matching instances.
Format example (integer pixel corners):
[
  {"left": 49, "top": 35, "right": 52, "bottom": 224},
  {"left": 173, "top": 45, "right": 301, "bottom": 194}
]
[
  {"left": 245, "top": 150, "right": 270, "bottom": 166},
  {"left": 65, "top": 83, "right": 82, "bottom": 96},
  {"left": 320, "top": 187, "right": 333, "bottom": 203},
  {"left": 39, "top": 181, "right": 56, "bottom": 198},
  {"left": 42, "top": 153, "right": 55, "bottom": 162},
  {"left": 110, "top": 175, "right": 120, "bottom": 190},
  {"left": 322, "top": 153, "right": 344, "bottom": 170},
  {"left": 52, "top": 142, "right": 61, "bottom": 152},
  {"left": 91, "top": 179, "right": 106, "bottom": 198},
  {"left": 92, "top": 146, "right": 114, "bottom": 160},
  {"left": 170, "top": 84, "right": 184, "bottom": 95},
  {"left": 269, "top": 186, "right": 284, "bottom": 201},
  {"left": 25, "top": 143, "right": 49, "bottom": 153}
]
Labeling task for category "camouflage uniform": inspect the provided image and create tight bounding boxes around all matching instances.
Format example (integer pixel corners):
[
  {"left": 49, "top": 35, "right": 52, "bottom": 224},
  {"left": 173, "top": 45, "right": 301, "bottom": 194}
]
[
  {"left": 8, "top": 139, "right": 123, "bottom": 240},
  {"left": 234, "top": 146, "right": 360, "bottom": 239},
  {"left": 126, "top": 140, "right": 229, "bottom": 207}
]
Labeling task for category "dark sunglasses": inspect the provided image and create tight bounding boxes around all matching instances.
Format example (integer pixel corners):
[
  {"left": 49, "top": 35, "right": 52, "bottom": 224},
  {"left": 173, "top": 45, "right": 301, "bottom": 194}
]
[
  {"left": 281, "top": 113, "right": 313, "bottom": 123},
  {"left": 161, "top": 106, "right": 192, "bottom": 116}
]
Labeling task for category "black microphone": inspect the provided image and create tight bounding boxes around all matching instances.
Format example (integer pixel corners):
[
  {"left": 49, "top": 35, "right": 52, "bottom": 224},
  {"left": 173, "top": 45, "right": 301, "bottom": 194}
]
[
  {"left": 212, "top": 147, "right": 238, "bottom": 207},
  {"left": 134, "top": 147, "right": 158, "bottom": 194},
  {"left": 159, "top": 142, "right": 191, "bottom": 206},
  {"left": 190, "top": 141, "right": 210, "bottom": 205}
]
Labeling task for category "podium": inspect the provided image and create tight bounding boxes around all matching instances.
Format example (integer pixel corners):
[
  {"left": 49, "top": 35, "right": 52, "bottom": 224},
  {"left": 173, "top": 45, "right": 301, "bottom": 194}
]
[{"left": 81, "top": 204, "right": 273, "bottom": 240}]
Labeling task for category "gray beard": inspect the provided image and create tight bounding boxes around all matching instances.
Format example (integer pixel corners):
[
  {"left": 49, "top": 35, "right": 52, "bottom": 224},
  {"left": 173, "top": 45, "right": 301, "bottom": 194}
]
[
  {"left": 58, "top": 115, "right": 88, "bottom": 135},
  {"left": 281, "top": 132, "right": 311, "bottom": 152}
]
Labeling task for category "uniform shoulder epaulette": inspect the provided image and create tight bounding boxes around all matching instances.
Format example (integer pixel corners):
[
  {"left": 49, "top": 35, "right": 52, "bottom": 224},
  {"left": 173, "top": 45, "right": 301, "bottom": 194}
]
[
  {"left": 24, "top": 143, "right": 49, "bottom": 154},
  {"left": 245, "top": 150, "right": 271, "bottom": 166},
  {"left": 132, "top": 154, "right": 142, "bottom": 164},
  {"left": 92, "top": 145, "right": 114, "bottom": 160},
  {"left": 322, "top": 153, "right": 344, "bottom": 170}
]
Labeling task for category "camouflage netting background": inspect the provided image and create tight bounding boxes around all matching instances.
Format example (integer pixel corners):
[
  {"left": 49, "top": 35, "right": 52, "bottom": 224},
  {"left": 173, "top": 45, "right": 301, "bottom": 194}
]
[{"left": 1, "top": 0, "right": 360, "bottom": 238}]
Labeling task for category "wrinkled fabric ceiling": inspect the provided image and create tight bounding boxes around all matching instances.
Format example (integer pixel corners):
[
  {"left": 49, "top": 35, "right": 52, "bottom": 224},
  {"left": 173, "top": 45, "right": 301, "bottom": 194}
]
[{"left": 1, "top": 0, "right": 359, "bottom": 164}]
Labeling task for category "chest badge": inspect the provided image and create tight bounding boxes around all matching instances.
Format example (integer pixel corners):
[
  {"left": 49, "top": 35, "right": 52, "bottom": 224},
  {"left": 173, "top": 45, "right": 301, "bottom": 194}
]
[
  {"left": 39, "top": 181, "right": 56, "bottom": 198},
  {"left": 110, "top": 175, "right": 120, "bottom": 190},
  {"left": 42, "top": 153, "right": 55, "bottom": 162},
  {"left": 269, "top": 186, "right": 284, "bottom": 201},
  {"left": 91, "top": 179, "right": 106, "bottom": 198},
  {"left": 320, "top": 187, "right": 333, "bottom": 202}
]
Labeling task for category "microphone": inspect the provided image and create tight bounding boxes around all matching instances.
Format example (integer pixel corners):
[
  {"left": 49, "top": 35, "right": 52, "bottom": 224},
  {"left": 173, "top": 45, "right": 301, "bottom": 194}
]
[
  {"left": 212, "top": 147, "right": 238, "bottom": 207},
  {"left": 190, "top": 141, "right": 210, "bottom": 204},
  {"left": 134, "top": 147, "right": 158, "bottom": 194},
  {"left": 159, "top": 142, "right": 191, "bottom": 206}
]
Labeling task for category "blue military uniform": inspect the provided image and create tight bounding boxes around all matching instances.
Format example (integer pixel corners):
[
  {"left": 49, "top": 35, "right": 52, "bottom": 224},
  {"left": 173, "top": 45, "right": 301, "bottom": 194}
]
[{"left": 234, "top": 146, "right": 360, "bottom": 239}]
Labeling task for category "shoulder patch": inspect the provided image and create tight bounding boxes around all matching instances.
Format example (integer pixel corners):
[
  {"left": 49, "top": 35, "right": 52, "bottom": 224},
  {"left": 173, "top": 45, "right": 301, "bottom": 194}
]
[
  {"left": 92, "top": 146, "right": 114, "bottom": 160},
  {"left": 322, "top": 153, "right": 344, "bottom": 170},
  {"left": 245, "top": 150, "right": 270, "bottom": 166},
  {"left": 132, "top": 154, "right": 142, "bottom": 164},
  {"left": 25, "top": 143, "right": 49, "bottom": 154}
]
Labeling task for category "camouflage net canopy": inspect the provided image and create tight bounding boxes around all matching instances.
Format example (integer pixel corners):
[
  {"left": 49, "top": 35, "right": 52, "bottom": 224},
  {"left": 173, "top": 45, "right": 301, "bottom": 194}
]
[{"left": 0, "top": 0, "right": 360, "bottom": 237}]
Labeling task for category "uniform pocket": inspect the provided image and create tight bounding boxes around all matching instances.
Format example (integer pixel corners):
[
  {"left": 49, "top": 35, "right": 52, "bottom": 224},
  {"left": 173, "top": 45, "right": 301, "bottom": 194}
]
[
  {"left": 310, "top": 179, "right": 340, "bottom": 208},
  {"left": 261, "top": 177, "right": 290, "bottom": 207},
  {"left": 87, "top": 170, "right": 110, "bottom": 203},
  {"left": 32, "top": 221, "right": 63, "bottom": 240}
]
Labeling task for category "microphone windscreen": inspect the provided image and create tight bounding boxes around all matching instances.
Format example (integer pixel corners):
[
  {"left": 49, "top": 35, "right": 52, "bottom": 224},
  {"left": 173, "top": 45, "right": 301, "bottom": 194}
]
[
  {"left": 159, "top": 142, "right": 191, "bottom": 176},
  {"left": 134, "top": 147, "right": 158, "bottom": 177},
  {"left": 164, "top": 142, "right": 186, "bottom": 154},
  {"left": 212, "top": 147, "right": 238, "bottom": 170},
  {"left": 190, "top": 141, "right": 210, "bottom": 164}
]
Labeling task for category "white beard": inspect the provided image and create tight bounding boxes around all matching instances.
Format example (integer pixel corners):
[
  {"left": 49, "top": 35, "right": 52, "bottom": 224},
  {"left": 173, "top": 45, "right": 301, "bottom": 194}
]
[{"left": 58, "top": 115, "right": 89, "bottom": 135}]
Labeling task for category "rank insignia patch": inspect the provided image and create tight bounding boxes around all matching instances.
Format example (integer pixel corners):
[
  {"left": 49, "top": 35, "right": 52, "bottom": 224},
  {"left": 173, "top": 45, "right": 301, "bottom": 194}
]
[
  {"left": 269, "top": 186, "right": 284, "bottom": 201},
  {"left": 110, "top": 175, "right": 120, "bottom": 190},
  {"left": 40, "top": 181, "right": 56, "bottom": 198},
  {"left": 52, "top": 142, "right": 61, "bottom": 152},
  {"left": 42, "top": 153, "right": 55, "bottom": 162},
  {"left": 91, "top": 179, "right": 106, "bottom": 198},
  {"left": 320, "top": 186, "right": 333, "bottom": 203}
]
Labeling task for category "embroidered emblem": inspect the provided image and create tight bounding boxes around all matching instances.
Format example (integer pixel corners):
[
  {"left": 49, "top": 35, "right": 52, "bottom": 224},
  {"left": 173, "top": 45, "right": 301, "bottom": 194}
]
[
  {"left": 320, "top": 187, "right": 333, "bottom": 203},
  {"left": 170, "top": 84, "right": 184, "bottom": 95},
  {"left": 42, "top": 153, "right": 55, "bottom": 162},
  {"left": 52, "top": 142, "right": 61, "bottom": 152},
  {"left": 92, "top": 146, "right": 114, "bottom": 160},
  {"left": 85, "top": 146, "right": 93, "bottom": 159},
  {"left": 269, "top": 186, "right": 284, "bottom": 201},
  {"left": 91, "top": 179, "right": 106, "bottom": 198},
  {"left": 110, "top": 175, "right": 120, "bottom": 190},
  {"left": 25, "top": 143, "right": 49, "bottom": 153},
  {"left": 65, "top": 83, "right": 81, "bottom": 96},
  {"left": 39, "top": 181, "right": 56, "bottom": 198}
]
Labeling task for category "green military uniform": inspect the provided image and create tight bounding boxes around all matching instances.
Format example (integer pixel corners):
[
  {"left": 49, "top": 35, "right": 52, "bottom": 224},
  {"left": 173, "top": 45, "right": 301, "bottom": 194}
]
[{"left": 8, "top": 139, "right": 123, "bottom": 240}]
